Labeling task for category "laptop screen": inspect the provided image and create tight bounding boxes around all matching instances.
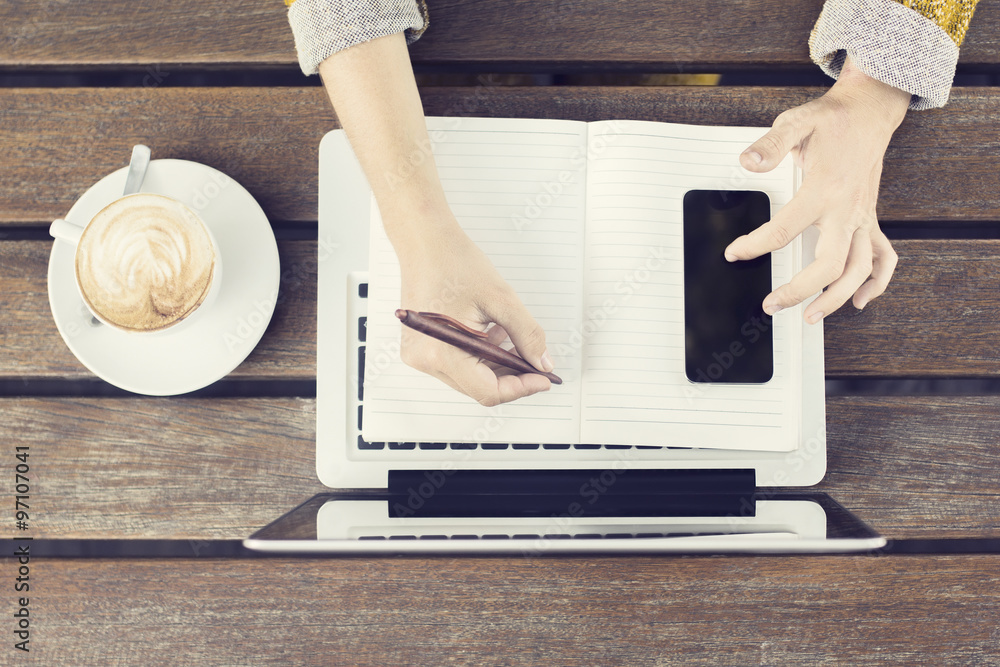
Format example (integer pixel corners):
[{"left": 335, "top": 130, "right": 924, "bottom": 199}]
[{"left": 245, "top": 491, "right": 884, "bottom": 555}]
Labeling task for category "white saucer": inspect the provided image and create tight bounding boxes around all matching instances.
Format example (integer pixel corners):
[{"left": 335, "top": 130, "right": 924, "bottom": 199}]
[{"left": 47, "top": 159, "right": 280, "bottom": 396}]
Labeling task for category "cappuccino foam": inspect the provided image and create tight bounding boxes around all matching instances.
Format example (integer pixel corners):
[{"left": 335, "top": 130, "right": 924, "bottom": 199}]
[{"left": 76, "top": 194, "right": 216, "bottom": 332}]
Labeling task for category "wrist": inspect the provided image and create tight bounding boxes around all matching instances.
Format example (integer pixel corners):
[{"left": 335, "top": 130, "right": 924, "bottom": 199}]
[
  {"left": 834, "top": 55, "right": 911, "bottom": 129},
  {"left": 379, "top": 184, "right": 460, "bottom": 238},
  {"left": 382, "top": 205, "right": 469, "bottom": 264}
]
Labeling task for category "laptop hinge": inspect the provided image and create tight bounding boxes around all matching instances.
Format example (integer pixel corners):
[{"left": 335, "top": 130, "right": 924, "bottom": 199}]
[{"left": 388, "top": 469, "right": 756, "bottom": 518}]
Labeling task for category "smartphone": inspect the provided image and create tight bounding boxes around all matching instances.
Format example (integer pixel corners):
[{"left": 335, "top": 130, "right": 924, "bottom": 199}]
[{"left": 682, "top": 189, "right": 773, "bottom": 384}]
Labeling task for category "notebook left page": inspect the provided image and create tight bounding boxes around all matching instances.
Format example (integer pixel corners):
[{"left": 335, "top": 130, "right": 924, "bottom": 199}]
[{"left": 362, "top": 117, "right": 588, "bottom": 444}]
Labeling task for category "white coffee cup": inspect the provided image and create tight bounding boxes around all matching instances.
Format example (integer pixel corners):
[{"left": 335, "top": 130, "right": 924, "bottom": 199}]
[{"left": 50, "top": 193, "right": 223, "bottom": 334}]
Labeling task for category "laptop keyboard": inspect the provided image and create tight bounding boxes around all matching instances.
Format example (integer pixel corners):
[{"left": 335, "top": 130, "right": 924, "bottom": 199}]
[{"left": 357, "top": 531, "right": 709, "bottom": 541}]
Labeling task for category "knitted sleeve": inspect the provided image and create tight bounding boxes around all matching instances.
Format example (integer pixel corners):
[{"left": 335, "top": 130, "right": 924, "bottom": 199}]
[
  {"left": 809, "top": 0, "right": 979, "bottom": 110},
  {"left": 284, "top": 0, "right": 429, "bottom": 76}
]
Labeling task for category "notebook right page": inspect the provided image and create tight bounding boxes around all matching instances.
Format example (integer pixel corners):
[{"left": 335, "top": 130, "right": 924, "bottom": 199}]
[{"left": 580, "top": 120, "right": 801, "bottom": 452}]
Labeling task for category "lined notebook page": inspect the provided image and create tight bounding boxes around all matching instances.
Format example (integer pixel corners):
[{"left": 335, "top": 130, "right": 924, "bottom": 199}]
[
  {"left": 580, "top": 120, "right": 801, "bottom": 452},
  {"left": 362, "top": 117, "right": 588, "bottom": 444}
]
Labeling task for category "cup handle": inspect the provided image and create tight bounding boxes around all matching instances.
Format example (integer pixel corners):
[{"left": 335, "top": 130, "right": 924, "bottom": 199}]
[{"left": 49, "top": 218, "right": 83, "bottom": 246}]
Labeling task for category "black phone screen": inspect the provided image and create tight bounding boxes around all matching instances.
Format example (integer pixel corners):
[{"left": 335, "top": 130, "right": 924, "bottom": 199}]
[{"left": 682, "top": 190, "right": 773, "bottom": 384}]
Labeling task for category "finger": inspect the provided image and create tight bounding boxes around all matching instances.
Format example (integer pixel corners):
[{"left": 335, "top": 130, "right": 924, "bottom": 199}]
[
  {"left": 740, "top": 108, "right": 814, "bottom": 173},
  {"left": 852, "top": 227, "right": 898, "bottom": 309},
  {"left": 803, "top": 229, "right": 873, "bottom": 323},
  {"left": 444, "top": 355, "right": 551, "bottom": 407},
  {"left": 483, "top": 325, "right": 517, "bottom": 376},
  {"left": 482, "top": 293, "right": 553, "bottom": 373},
  {"left": 485, "top": 324, "right": 510, "bottom": 347},
  {"left": 725, "top": 186, "right": 822, "bottom": 261},
  {"left": 492, "top": 372, "right": 553, "bottom": 404},
  {"left": 762, "top": 223, "right": 854, "bottom": 314},
  {"left": 404, "top": 334, "right": 550, "bottom": 407}
]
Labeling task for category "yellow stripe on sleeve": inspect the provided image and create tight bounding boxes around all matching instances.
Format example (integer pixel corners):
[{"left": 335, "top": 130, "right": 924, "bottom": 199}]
[{"left": 895, "top": 0, "right": 979, "bottom": 46}]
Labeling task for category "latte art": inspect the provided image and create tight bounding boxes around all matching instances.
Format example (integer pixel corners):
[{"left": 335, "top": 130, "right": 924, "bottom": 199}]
[{"left": 76, "top": 194, "right": 216, "bottom": 332}]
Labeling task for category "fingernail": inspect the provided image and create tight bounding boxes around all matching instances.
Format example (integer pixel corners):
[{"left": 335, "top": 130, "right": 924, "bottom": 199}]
[
  {"left": 540, "top": 350, "right": 554, "bottom": 372},
  {"left": 807, "top": 311, "right": 825, "bottom": 324},
  {"left": 743, "top": 150, "right": 763, "bottom": 165},
  {"left": 856, "top": 300, "right": 868, "bottom": 311},
  {"left": 724, "top": 250, "right": 737, "bottom": 262},
  {"left": 763, "top": 303, "right": 783, "bottom": 316}
]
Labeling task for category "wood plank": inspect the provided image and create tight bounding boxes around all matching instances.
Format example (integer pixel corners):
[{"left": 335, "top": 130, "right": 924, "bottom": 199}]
[
  {"left": 1, "top": 396, "right": 996, "bottom": 540},
  {"left": 0, "top": 398, "right": 325, "bottom": 539},
  {"left": 0, "top": 88, "right": 334, "bottom": 225},
  {"left": 0, "top": 240, "right": 316, "bottom": 382},
  {"left": 0, "top": 1, "right": 296, "bottom": 67},
  {"left": 3, "top": 239, "right": 998, "bottom": 380},
  {"left": 7, "top": 556, "right": 999, "bottom": 665},
  {"left": 2, "top": 87, "right": 1000, "bottom": 225},
  {"left": 2, "top": 0, "right": 998, "bottom": 69},
  {"left": 824, "top": 396, "right": 1000, "bottom": 539},
  {"left": 414, "top": 0, "right": 1000, "bottom": 71},
  {"left": 822, "top": 240, "right": 1000, "bottom": 377}
]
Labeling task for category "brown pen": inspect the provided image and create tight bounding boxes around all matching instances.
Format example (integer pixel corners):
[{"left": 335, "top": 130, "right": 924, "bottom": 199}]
[{"left": 395, "top": 309, "right": 563, "bottom": 385}]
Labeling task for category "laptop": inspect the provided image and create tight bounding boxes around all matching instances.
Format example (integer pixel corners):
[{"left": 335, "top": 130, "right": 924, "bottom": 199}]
[{"left": 243, "top": 129, "right": 885, "bottom": 554}]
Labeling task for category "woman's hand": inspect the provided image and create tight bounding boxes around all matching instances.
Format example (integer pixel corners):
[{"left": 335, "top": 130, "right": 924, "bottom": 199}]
[
  {"left": 392, "top": 213, "right": 554, "bottom": 407},
  {"left": 725, "top": 55, "right": 912, "bottom": 322},
  {"left": 319, "top": 34, "right": 552, "bottom": 405}
]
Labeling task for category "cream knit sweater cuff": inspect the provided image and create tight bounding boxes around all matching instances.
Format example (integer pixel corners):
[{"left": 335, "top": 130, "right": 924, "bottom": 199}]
[
  {"left": 287, "top": 0, "right": 426, "bottom": 76},
  {"left": 810, "top": 0, "right": 960, "bottom": 110}
]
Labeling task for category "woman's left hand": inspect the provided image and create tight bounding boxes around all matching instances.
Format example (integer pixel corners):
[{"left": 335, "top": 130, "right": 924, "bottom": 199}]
[{"left": 725, "top": 55, "right": 912, "bottom": 323}]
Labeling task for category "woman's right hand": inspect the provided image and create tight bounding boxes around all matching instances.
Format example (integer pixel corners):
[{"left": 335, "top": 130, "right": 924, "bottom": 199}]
[
  {"left": 392, "top": 216, "right": 554, "bottom": 407},
  {"left": 318, "top": 33, "right": 552, "bottom": 405}
]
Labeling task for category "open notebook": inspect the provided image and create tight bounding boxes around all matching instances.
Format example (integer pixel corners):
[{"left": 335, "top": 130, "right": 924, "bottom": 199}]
[{"left": 363, "top": 117, "right": 812, "bottom": 452}]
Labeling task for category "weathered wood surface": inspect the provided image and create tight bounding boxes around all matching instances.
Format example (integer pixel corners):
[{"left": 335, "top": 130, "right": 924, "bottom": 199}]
[
  {"left": 0, "top": 88, "right": 334, "bottom": 225},
  {"left": 0, "top": 240, "right": 317, "bottom": 381},
  {"left": 2, "top": 555, "right": 997, "bottom": 665},
  {"left": 1, "top": 396, "right": 996, "bottom": 540},
  {"left": 2, "top": 0, "right": 998, "bottom": 69},
  {"left": 824, "top": 396, "right": 1000, "bottom": 539},
  {"left": 2, "top": 87, "right": 999, "bottom": 224},
  {"left": 822, "top": 240, "right": 1000, "bottom": 377},
  {"left": 3, "top": 239, "right": 998, "bottom": 380},
  {"left": 0, "top": 398, "right": 324, "bottom": 539}
]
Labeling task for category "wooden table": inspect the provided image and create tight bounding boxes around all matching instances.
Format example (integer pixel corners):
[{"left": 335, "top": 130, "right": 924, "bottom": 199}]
[{"left": 2, "top": 2, "right": 999, "bottom": 664}]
